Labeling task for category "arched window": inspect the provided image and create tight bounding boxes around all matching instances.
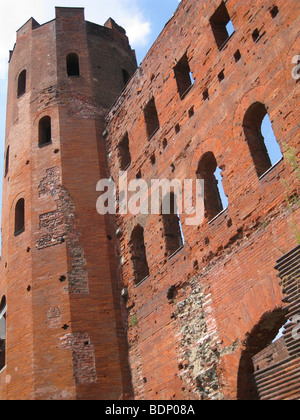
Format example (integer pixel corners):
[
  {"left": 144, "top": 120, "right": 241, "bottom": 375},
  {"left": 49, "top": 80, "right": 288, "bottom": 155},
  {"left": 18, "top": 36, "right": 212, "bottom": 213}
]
[
  {"left": 237, "top": 309, "right": 287, "bottom": 400},
  {"left": 118, "top": 132, "right": 131, "bottom": 171},
  {"left": 161, "top": 192, "right": 184, "bottom": 256},
  {"left": 17, "top": 70, "right": 26, "bottom": 97},
  {"left": 243, "top": 102, "right": 283, "bottom": 178},
  {"left": 39, "top": 116, "right": 52, "bottom": 147},
  {"left": 0, "top": 296, "right": 7, "bottom": 371},
  {"left": 4, "top": 146, "right": 10, "bottom": 178},
  {"left": 122, "top": 69, "right": 130, "bottom": 86},
  {"left": 130, "top": 225, "right": 149, "bottom": 285},
  {"left": 144, "top": 97, "right": 160, "bottom": 140},
  {"left": 197, "top": 152, "right": 228, "bottom": 221},
  {"left": 66, "top": 53, "right": 80, "bottom": 77},
  {"left": 15, "top": 198, "right": 25, "bottom": 236}
]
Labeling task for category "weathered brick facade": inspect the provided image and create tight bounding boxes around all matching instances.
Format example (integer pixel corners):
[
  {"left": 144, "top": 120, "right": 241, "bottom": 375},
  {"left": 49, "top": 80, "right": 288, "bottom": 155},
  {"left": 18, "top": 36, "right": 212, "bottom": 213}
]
[
  {"left": 0, "top": 7, "right": 136, "bottom": 400},
  {"left": 0, "top": 0, "right": 299, "bottom": 400},
  {"left": 105, "top": 0, "right": 299, "bottom": 400}
]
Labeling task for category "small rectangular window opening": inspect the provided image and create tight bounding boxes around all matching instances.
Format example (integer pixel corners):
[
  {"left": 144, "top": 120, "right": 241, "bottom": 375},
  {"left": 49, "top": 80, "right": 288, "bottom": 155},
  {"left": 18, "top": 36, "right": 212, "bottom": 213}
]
[
  {"left": 252, "top": 29, "right": 260, "bottom": 42},
  {"left": 67, "top": 53, "right": 80, "bottom": 77},
  {"left": 218, "top": 70, "right": 225, "bottom": 83},
  {"left": 174, "top": 54, "right": 194, "bottom": 99},
  {"left": 203, "top": 89, "right": 209, "bottom": 101},
  {"left": 270, "top": 6, "right": 279, "bottom": 18},
  {"left": 234, "top": 49, "right": 242, "bottom": 63},
  {"left": 144, "top": 97, "right": 160, "bottom": 140},
  {"left": 188, "top": 106, "right": 195, "bottom": 118},
  {"left": 210, "top": 2, "right": 235, "bottom": 50}
]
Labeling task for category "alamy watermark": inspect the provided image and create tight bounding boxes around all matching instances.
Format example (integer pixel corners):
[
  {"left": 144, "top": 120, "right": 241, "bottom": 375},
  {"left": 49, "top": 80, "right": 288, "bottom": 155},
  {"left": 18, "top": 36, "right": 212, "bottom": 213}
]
[{"left": 96, "top": 172, "right": 205, "bottom": 226}]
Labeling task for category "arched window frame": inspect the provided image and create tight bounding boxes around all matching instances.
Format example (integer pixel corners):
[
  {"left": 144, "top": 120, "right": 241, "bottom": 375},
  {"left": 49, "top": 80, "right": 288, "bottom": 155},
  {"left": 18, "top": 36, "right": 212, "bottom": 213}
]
[
  {"left": 237, "top": 309, "right": 287, "bottom": 400},
  {"left": 118, "top": 132, "right": 131, "bottom": 171},
  {"left": 196, "top": 152, "right": 228, "bottom": 222},
  {"left": 243, "top": 102, "right": 283, "bottom": 178},
  {"left": 122, "top": 69, "right": 130, "bottom": 86},
  {"left": 17, "top": 69, "right": 26, "bottom": 98},
  {"left": 161, "top": 192, "right": 185, "bottom": 258},
  {"left": 14, "top": 198, "right": 25, "bottom": 236},
  {"left": 144, "top": 97, "right": 160, "bottom": 140},
  {"left": 38, "top": 116, "right": 52, "bottom": 147},
  {"left": 130, "top": 225, "right": 150, "bottom": 285}
]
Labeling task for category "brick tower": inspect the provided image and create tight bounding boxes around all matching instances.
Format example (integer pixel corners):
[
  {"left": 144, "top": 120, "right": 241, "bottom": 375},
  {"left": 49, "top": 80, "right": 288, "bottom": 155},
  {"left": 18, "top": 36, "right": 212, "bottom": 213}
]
[{"left": 0, "top": 7, "right": 137, "bottom": 400}]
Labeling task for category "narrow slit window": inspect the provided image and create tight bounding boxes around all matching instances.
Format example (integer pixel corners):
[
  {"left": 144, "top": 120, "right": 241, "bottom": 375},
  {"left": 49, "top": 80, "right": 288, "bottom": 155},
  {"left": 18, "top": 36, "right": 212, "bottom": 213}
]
[
  {"left": 203, "top": 89, "right": 209, "bottom": 101},
  {"left": 17, "top": 70, "right": 26, "bottom": 97},
  {"left": 150, "top": 154, "right": 156, "bottom": 165},
  {"left": 39, "top": 116, "right": 52, "bottom": 147},
  {"left": 218, "top": 70, "right": 225, "bottom": 83},
  {"left": 0, "top": 296, "right": 6, "bottom": 371},
  {"left": 252, "top": 29, "right": 260, "bottom": 42},
  {"left": 197, "top": 152, "right": 227, "bottom": 221},
  {"left": 144, "top": 97, "right": 160, "bottom": 140},
  {"left": 15, "top": 198, "right": 25, "bottom": 236},
  {"left": 122, "top": 69, "right": 130, "bottom": 86},
  {"left": 210, "top": 1, "right": 235, "bottom": 50},
  {"left": 243, "top": 102, "right": 283, "bottom": 178},
  {"left": 130, "top": 225, "right": 149, "bottom": 285},
  {"left": 118, "top": 132, "right": 131, "bottom": 171},
  {"left": 4, "top": 146, "right": 10, "bottom": 178},
  {"left": 188, "top": 106, "right": 195, "bottom": 118},
  {"left": 174, "top": 54, "right": 194, "bottom": 98},
  {"left": 66, "top": 53, "right": 80, "bottom": 77},
  {"left": 161, "top": 192, "right": 184, "bottom": 257}
]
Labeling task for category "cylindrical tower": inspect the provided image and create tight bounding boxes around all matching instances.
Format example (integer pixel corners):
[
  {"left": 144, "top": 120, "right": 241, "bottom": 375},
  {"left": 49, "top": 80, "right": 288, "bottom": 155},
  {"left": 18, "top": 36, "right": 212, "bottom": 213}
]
[{"left": 0, "top": 7, "right": 137, "bottom": 400}]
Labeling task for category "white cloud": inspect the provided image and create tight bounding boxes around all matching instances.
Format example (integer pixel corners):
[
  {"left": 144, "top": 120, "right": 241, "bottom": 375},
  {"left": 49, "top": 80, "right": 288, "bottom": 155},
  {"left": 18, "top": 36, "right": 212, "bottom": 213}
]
[
  {"left": 121, "top": 15, "right": 151, "bottom": 46},
  {"left": 79, "top": 0, "right": 152, "bottom": 46},
  {"left": 0, "top": 0, "right": 152, "bottom": 79}
]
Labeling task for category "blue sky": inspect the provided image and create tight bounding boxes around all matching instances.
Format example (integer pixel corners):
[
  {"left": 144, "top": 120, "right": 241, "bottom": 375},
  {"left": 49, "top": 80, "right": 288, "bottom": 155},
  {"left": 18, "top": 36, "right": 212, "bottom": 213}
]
[
  {"left": 0, "top": 0, "right": 181, "bottom": 229},
  {"left": 0, "top": 0, "right": 283, "bottom": 235}
]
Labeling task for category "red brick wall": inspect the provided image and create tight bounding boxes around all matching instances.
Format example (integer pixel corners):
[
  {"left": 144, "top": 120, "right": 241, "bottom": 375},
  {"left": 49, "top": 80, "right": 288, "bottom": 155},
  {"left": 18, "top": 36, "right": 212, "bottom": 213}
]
[
  {"left": 0, "top": 8, "right": 136, "bottom": 400},
  {"left": 0, "top": 0, "right": 299, "bottom": 401},
  {"left": 105, "top": 0, "right": 300, "bottom": 400}
]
